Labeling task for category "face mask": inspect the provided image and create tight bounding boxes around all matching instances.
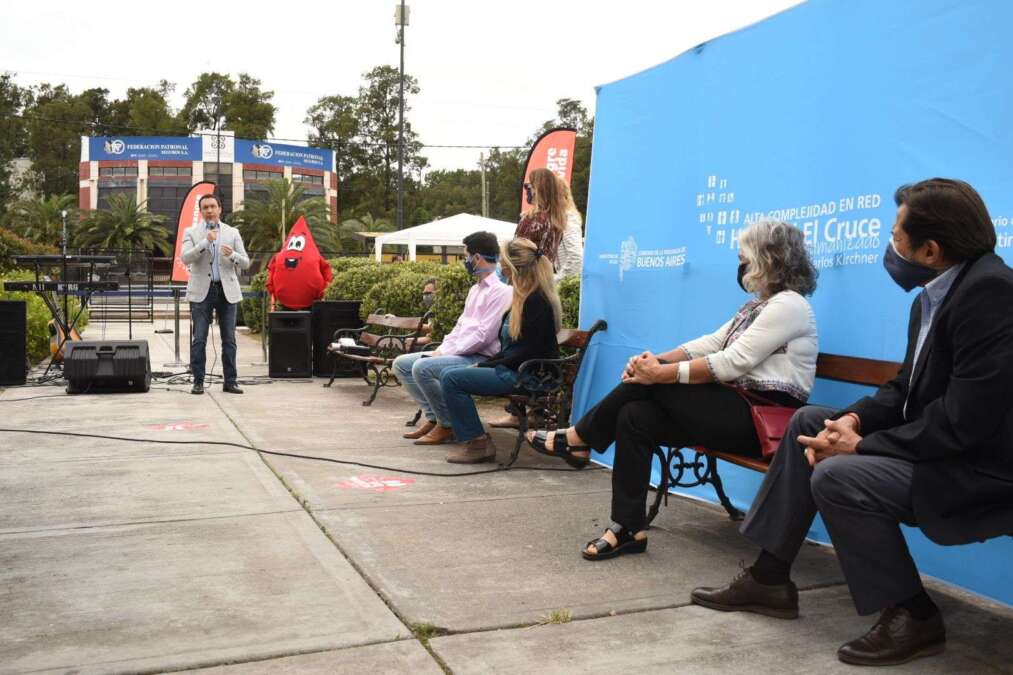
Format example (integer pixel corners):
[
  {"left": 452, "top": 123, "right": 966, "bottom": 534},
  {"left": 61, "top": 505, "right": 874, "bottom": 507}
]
[
  {"left": 737, "top": 262, "right": 749, "bottom": 292},
  {"left": 422, "top": 292, "right": 435, "bottom": 308},
  {"left": 463, "top": 255, "right": 478, "bottom": 276},
  {"left": 883, "top": 239, "right": 938, "bottom": 292},
  {"left": 524, "top": 183, "right": 534, "bottom": 204}
]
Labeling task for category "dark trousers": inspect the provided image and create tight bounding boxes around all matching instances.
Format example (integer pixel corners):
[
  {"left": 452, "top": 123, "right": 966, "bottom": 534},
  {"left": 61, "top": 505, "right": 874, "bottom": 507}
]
[
  {"left": 574, "top": 381, "right": 763, "bottom": 532},
  {"left": 190, "top": 282, "right": 238, "bottom": 386},
  {"left": 740, "top": 405, "right": 923, "bottom": 615}
]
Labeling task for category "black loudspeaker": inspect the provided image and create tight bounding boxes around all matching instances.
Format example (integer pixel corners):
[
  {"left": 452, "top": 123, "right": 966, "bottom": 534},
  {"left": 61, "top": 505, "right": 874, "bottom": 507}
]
[
  {"left": 0, "top": 300, "right": 27, "bottom": 386},
  {"left": 269, "top": 311, "right": 312, "bottom": 378},
  {"left": 311, "top": 301, "right": 363, "bottom": 377},
  {"left": 64, "top": 340, "right": 151, "bottom": 394}
]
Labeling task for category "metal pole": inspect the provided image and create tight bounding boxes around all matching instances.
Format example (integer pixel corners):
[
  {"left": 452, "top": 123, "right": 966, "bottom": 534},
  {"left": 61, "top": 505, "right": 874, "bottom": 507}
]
[
  {"left": 396, "top": 0, "right": 406, "bottom": 229},
  {"left": 61, "top": 210, "right": 69, "bottom": 337},
  {"left": 127, "top": 251, "right": 133, "bottom": 340},
  {"left": 164, "top": 286, "right": 187, "bottom": 367},
  {"left": 480, "top": 152, "right": 488, "bottom": 218}
]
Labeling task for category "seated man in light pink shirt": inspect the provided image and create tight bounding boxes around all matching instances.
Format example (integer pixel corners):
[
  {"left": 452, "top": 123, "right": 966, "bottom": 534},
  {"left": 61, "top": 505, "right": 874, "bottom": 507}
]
[{"left": 393, "top": 231, "right": 513, "bottom": 445}]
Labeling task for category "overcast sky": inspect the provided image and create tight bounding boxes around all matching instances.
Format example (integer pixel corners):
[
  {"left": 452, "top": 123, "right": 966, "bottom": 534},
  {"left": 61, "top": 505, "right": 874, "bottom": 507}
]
[{"left": 2, "top": 0, "right": 802, "bottom": 173}]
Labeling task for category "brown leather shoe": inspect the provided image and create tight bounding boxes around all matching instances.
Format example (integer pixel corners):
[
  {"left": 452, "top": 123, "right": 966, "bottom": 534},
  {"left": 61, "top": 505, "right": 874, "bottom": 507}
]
[
  {"left": 414, "top": 425, "right": 455, "bottom": 445},
  {"left": 447, "top": 434, "right": 496, "bottom": 464},
  {"left": 690, "top": 567, "right": 799, "bottom": 619},
  {"left": 837, "top": 607, "right": 946, "bottom": 666},
  {"left": 403, "top": 420, "right": 437, "bottom": 440}
]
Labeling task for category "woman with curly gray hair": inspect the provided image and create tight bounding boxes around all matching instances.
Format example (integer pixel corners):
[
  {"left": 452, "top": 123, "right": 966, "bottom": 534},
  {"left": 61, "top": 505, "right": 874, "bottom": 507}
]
[{"left": 527, "top": 219, "right": 819, "bottom": 560}]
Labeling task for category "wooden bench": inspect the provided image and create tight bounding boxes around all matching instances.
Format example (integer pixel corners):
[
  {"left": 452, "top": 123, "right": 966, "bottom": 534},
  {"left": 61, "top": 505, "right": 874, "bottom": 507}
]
[
  {"left": 325, "top": 309, "right": 435, "bottom": 406},
  {"left": 645, "top": 352, "right": 902, "bottom": 524},
  {"left": 499, "top": 319, "right": 608, "bottom": 467}
]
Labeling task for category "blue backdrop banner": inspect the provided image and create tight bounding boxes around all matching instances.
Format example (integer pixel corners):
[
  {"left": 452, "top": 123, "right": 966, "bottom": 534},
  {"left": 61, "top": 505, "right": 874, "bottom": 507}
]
[
  {"left": 234, "top": 140, "right": 334, "bottom": 172},
  {"left": 87, "top": 136, "right": 201, "bottom": 161},
  {"left": 578, "top": 0, "right": 1012, "bottom": 606}
]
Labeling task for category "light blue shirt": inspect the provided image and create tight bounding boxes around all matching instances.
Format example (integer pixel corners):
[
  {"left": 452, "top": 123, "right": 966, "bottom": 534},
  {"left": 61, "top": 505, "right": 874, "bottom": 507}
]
[
  {"left": 905, "top": 262, "right": 965, "bottom": 418},
  {"left": 205, "top": 221, "right": 221, "bottom": 282}
]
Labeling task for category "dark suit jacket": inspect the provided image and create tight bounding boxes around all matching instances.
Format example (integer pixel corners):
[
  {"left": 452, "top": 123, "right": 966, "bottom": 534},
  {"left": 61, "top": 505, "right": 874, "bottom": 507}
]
[{"left": 840, "top": 252, "right": 1013, "bottom": 545}]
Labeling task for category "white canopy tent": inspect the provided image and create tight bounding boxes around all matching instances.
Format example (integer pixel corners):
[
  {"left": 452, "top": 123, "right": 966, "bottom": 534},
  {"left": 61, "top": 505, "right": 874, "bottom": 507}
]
[{"left": 373, "top": 213, "right": 516, "bottom": 261}]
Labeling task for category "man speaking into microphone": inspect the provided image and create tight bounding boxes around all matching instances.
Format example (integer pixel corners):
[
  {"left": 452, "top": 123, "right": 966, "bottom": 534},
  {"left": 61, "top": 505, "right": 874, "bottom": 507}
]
[{"left": 180, "top": 193, "right": 251, "bottom": 395}]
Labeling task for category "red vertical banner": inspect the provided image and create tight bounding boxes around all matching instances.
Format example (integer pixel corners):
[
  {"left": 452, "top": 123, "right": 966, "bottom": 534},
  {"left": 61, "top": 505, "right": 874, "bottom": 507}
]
[
  {"left": 170, "top": 181, "right": 216, "bottom": 283},
  {"left": 520, "top": 127, "right": 577, "bottom": 211}
]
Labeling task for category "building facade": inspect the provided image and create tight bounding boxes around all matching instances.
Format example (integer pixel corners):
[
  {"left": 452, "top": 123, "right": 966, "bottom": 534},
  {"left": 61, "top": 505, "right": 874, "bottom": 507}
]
[{"left": 79, "top": 133, "right": 339, "bottom": 237}]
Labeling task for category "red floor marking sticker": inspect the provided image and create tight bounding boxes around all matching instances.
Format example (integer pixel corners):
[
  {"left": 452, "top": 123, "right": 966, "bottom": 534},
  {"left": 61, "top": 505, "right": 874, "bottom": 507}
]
[
  {"left": 337, "top": 475, "right": 416, "bottom": 492},
  {"left": 147, "top": 421, "right": 210, "bottom": 432}
]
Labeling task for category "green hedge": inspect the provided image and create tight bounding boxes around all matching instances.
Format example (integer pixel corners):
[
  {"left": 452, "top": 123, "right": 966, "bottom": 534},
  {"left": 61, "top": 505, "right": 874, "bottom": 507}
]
[
  {"left": 326, "top": 256, "right": 376, "bottom": 277},
  {"left": 0, "top": 268, "right": 89, "bottom": 364},
  {"left": 360, "top": 272, "right": 432, "bottom": 323},
  {"left": 0, "top": 227, "right": 57, "bottom": 274},
  {"left": 240, "top": 269, "right": 269, "bottom": 334},
  {"left": 558, "top": 275, "right": 581, "bottom": 329}
]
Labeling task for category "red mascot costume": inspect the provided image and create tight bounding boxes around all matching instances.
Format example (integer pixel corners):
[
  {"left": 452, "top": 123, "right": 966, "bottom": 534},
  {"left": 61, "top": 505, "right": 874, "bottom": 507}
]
[{"left": 266, "top": 216, "right": 334, "bottom": 309}]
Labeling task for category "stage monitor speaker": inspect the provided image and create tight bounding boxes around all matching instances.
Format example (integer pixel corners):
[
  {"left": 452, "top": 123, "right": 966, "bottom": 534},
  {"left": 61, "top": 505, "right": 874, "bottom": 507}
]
[
  {"left": 311, "top": 300, "right": 363, "bottom": 377},
  {"left": 0, "top": 300, "right": 27, "bottom": 386},
  {"left": 64, "top": 340, "right": 151, "bottom": 394},
  {"left": 269, "top": 311, "right": 312, "bottom": 378}
]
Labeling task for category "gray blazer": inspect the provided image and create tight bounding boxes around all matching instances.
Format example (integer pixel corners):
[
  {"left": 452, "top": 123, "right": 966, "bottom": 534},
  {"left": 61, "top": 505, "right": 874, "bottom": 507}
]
[{"left": 180, "top": 220, "right": 251, "bottom": 304}]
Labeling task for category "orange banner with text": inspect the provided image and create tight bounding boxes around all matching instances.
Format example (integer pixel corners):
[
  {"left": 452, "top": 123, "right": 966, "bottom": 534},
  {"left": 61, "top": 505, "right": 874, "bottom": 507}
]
[
  {"left": 170, "top": 182, "right": 216, "bottom": 283},
  {"left": 520, "top": 127, "right": 577, "bottom": 212}
]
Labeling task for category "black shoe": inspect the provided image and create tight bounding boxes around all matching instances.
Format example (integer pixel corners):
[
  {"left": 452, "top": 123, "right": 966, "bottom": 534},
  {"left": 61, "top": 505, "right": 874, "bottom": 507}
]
[
  {"left": 191, "top": 383, "right": 204, "bottom": 395},
  {"left": 690, "top": 567, "right": 799, "bottom": 619},
  {"left": 837, "top": 607, "right": 946, "bottom": 666},
  {"left": 223, "top": 383, "right": 244, "bottom": 394}
]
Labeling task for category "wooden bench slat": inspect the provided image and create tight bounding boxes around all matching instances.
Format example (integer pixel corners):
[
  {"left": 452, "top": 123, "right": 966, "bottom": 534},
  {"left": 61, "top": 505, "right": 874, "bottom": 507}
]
[
  {"left": 707, "top": 450, "right": 771, "bottom": 473},
  {"left": 558, "top": 328, "right": 591, "bottom": 349},
  {"left": 816, "top": 353, "right": 901, "bottom": 387},
  {"left": 365, "top": 314, "right": 427, "bottom": 330}
]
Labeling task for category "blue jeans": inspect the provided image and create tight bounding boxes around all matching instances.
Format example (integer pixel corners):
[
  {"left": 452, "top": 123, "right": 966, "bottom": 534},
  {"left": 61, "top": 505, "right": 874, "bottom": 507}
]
[
  {"left": 391, "top": 352, "right": 483, "bottom": 427},
  {"left": 440, "top": 365, "right": 519, "bottom": 442},
  {"left": 190, "top": 282, "right": 238, "bottom": 385}
]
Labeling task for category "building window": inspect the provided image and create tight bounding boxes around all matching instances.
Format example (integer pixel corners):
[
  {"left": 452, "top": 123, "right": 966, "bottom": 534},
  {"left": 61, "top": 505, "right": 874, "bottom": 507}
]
[
  {"left": 96, "top": 186, "right": 136, "bottom": 209},
  {"left": 147, "top": 185, "right": 193, "bottom": 222},
  {"left": 243, "top": 169, "right": 282, "bottom": 181},
  {"left": 99, "top": 166, "right": 138, "bottom": 177},
  {"left": 293, "top": 173, "right": 323, "bottom": 185},
  {"left": 149, "top": 166, "right": 192, "bottom": 177},
  {"left": 204, "top": 162, "right": 233, "bottom": 175}
]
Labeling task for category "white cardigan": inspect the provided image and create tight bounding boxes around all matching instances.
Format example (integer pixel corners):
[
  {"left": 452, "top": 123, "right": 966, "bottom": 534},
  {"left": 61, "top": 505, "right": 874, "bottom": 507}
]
[
  {"left": 554, "top": 211, "right": 584, "bottom": 283},
  {"left": 679, "top": 290, "right": 818, "bottom": 402}
]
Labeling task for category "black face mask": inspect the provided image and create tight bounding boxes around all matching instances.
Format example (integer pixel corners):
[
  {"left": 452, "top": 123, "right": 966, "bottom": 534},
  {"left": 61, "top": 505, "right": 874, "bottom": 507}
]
[
  {"left": 737, "top": 262, "right": 749, "bottom": 292},
  {"left": 524, "top": 183, "right": 534, "bottom": 204},
  {"left": 883, "top": 240, "right": 938, "bottom": 292}
]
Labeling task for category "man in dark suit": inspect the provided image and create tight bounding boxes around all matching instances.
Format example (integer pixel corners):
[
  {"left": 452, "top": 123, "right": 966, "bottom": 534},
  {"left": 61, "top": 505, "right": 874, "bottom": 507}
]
[{"left": 690, "top": 178, "right": 1013, "bottom": 666}]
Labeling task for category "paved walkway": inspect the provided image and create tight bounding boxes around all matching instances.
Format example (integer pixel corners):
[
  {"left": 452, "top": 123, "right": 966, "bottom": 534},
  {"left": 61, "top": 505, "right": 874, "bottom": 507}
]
[{"left": 1, "top": 323, "right": 1010, "bottom": 674}]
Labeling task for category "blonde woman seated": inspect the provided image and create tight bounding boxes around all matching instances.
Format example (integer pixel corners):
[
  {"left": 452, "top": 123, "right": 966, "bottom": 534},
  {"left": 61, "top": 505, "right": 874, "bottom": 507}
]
[
  {"left": 526, "top": 220, "right": 819, "bottom": 560},
  {"left": 440, "top": 237, "right": 562, "bottom": 464}
]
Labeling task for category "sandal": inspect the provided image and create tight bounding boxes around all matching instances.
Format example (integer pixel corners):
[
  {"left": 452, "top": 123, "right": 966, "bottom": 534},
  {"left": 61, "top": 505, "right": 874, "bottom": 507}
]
[
  {"left": 527, "top": 429, "right": 590, "bottom": 469},
  {"left": 582, "top": 524, "right": 648, "bottom": 561}
]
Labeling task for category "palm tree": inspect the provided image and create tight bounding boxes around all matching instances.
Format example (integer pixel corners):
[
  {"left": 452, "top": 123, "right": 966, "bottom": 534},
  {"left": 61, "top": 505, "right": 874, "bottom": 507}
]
[
  {"left": 338, "top": 213, "right": 396, "bottom": 252},
  {"left": 231, "top": 178, "right": 337, "bottom": 259},
  {"left": 74, "top": 194, "right": 171, "bottom": 254},
  {"left": 2, "top": 194, "right": 78, "bottom": 247}
]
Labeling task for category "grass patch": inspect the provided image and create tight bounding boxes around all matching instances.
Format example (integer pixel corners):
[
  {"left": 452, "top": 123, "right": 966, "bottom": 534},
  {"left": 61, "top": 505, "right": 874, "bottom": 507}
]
[
  {"left": 410, "top": 622, "right": 447, "bottom": 644},
  {"left": 535, "top": 608, "right": 572, "bottom": 625}
]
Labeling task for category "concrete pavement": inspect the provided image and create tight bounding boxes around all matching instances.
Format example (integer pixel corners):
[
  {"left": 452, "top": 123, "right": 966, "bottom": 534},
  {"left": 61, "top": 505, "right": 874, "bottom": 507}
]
[{"left": 1, "top": 322, "right": 1009, "bottom": 674}]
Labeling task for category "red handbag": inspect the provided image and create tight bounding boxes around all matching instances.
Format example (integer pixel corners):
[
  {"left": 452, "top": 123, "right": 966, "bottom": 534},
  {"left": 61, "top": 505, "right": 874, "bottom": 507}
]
[{"left": 731, "top": 388, "right": 797, "bottom": 458}]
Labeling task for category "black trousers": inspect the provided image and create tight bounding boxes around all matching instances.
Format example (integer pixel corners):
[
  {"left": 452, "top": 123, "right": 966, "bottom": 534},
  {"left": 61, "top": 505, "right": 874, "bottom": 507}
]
[
  {"left": 740, "top": 405, "right": 923, "bottom": 615},
  {"left": 574, "top": 382, "right": 796, "bottom": 531}
]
